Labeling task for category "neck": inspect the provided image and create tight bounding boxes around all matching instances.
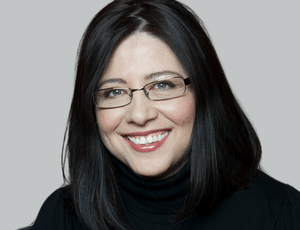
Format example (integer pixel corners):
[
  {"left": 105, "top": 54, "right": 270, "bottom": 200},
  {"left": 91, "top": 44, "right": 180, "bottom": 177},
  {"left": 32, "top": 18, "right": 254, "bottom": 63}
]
[{"left": 115, "top": 159, "right": 190, "bottom": 217}]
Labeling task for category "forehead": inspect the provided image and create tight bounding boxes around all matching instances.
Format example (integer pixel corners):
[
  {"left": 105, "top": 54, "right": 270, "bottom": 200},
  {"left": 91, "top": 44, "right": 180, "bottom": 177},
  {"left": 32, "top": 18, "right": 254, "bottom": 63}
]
[{"left": 100, "top": 32, "right": 187, "bottom": 84}]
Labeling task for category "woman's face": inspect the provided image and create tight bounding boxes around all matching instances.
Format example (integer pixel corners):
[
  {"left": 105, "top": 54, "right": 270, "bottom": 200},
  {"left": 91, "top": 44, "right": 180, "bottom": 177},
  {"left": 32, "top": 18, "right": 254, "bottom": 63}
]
[{"left": 96, "top": 33, "right": 195, "bottom": 178}]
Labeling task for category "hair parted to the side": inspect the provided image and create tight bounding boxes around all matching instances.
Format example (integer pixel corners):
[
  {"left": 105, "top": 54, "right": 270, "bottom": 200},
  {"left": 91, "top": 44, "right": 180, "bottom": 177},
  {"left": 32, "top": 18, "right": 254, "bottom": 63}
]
[{"left": 61, "top": 0, "right": 261, "bottom": 229}]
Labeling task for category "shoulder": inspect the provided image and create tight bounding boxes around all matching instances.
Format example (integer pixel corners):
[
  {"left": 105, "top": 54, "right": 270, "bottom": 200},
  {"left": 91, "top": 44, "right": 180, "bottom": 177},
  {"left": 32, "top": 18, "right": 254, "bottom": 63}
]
[
  {"left": 31, "top": 186, "right": 84, "bottom": 230},
  {"left": 256, "top": 173, "right": 300, "bottom": 229},
  {"left": 277, "top": 185, "right": 300, "bottom": 228},
  {"left": 249, "top": 170, "right": 295, "bottom": 205},
  {"left": 40, "top": 187, "right": 65, "bottom": 207},
  {"left": 247, "top": 171, "right": 300, "bottom": 229},
  {"left": 238, "top": 171, "right": 300, "bottom": 228},
  {"left": 200, "top": 170, "right": 300, "bottom": 229},
  {"left": 250, "top": 171, "right": 300, "bottom": 209}
]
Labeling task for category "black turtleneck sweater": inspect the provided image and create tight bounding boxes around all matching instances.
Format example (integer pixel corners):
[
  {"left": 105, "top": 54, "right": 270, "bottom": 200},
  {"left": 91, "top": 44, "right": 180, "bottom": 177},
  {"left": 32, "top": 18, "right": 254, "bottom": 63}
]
[
  {"left": 116, "top": 160, "right": 190, "bottom": 229},
  {"left": 28, "top": 162, "right": 300, "bottom": 230}
]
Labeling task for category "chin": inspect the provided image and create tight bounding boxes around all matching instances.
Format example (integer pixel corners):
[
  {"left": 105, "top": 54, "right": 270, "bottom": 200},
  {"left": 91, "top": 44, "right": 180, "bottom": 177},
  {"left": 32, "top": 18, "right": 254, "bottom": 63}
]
[
  {"left": 129, "top": 160, "right": 184, "bottom": 180},
  {"left": 131, "top": 164, "right": 167, "bottom": 177}
]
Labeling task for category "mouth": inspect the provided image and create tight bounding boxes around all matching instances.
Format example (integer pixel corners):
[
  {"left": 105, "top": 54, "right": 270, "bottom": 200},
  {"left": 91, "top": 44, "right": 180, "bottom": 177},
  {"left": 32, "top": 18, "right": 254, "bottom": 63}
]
[
  {"left": 122, "top": 130, "right": 170, "bottom": 152},
  {"left": 126, "top": 131, "right": 169, "bottom": 145}
]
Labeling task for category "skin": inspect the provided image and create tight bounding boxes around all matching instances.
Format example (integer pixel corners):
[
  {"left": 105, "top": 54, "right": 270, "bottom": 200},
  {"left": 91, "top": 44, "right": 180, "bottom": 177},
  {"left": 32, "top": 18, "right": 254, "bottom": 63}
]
[{"left": 96, "top": 32, "right": 195, "bottom": 179}]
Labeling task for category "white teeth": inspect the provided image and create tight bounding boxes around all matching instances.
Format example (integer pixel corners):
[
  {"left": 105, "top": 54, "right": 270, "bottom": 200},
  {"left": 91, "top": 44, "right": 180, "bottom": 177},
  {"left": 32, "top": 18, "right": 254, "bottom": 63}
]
[
  {"left": 127, "top": 131, "right": 169, "bottom": 145},
  {"left": 140, "top": 137, "right": 146, "bottom": 144},
  {"left": 158, "top": 134, "right": 162, "bottom": 141},
  {"left": 146, "top": 135, "right": 153, "bottom": 143}
]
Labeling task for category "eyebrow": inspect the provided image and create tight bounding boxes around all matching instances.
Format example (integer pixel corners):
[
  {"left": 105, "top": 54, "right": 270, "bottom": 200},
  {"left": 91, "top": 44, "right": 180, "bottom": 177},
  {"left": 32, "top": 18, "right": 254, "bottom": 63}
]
[
  {"left": 145, "top": 71, "right": 181, "bottom": 80},
  {"left": 99, "top": 70, "right": 181, "bottom": 88},
  {"left": 99, "top": 78, "right": 126, "bottom": 87}
]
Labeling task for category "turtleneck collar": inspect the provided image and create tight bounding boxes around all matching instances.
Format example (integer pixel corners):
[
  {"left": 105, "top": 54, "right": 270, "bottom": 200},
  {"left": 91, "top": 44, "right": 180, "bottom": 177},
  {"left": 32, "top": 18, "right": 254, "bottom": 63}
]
[{"left": 115, "top": 159, "right": 190, "bottom": 225}]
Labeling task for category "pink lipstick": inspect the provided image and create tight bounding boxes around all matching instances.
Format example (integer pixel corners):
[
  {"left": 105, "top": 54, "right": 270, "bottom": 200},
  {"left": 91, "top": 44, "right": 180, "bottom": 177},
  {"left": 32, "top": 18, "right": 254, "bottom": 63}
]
[{"left": 122, "top": 130, "right": 170, "bottom": 153}]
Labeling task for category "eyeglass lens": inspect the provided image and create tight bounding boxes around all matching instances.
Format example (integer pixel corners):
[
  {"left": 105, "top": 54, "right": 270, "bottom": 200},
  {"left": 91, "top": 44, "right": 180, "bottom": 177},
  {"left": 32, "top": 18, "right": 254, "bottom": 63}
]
[{"left": 93, "top": 76, "right": 188, "bottom": 108}]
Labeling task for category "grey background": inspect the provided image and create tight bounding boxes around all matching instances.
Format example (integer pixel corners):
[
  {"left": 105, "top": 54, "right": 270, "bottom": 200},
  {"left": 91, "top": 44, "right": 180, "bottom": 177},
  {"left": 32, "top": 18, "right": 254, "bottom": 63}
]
[{"left": 0, "top": 1, "right": 299, "bottom": 229}]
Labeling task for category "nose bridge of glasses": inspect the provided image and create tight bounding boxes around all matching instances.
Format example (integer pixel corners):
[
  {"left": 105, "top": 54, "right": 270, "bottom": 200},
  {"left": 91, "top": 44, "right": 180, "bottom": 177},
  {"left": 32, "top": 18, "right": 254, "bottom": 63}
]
[{"left": 130, "top": 86, "right": 149, "bottom": 97}]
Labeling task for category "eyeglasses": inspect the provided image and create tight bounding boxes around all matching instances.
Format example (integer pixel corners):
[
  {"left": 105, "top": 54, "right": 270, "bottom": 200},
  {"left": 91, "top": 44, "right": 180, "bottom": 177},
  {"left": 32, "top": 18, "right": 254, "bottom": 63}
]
[{"left": 93, "top": 76, "right": 190, "bottom": 109}]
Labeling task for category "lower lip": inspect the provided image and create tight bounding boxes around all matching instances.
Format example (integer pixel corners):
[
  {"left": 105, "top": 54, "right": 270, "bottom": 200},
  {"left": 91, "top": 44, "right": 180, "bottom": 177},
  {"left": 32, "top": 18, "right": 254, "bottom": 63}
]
[{"left": 123, "top": 133, "right": 170, "bottom": 153}]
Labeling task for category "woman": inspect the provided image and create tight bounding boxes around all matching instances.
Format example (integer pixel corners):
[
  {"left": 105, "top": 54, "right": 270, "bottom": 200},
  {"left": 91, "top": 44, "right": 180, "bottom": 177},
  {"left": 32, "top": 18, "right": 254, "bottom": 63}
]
[{"left": 22, "top": 0, "right": 300, "bottom": 229}]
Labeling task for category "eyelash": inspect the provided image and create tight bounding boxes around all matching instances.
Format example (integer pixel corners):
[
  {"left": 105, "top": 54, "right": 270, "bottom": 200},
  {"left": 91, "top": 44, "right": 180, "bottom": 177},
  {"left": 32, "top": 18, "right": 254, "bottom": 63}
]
[
  {"left": 152, "top": 81, "right": 175, "bottom": 90},
  {"left": 103, "top": 89, "right": 126, "bottom": 98}
]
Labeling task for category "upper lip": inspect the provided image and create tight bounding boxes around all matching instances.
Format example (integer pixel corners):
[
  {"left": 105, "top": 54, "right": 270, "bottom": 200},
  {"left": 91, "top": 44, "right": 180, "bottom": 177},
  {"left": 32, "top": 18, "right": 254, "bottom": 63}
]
[{"left": 122, "top": 129, "right": 170, "bottom": 137}]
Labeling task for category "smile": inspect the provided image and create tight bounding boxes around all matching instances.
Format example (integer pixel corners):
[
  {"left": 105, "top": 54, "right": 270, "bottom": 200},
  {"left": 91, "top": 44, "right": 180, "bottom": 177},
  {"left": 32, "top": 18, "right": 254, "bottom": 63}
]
[
  {"left": 126, "top": 131, "right": 169, "bottom": 145},
  {"left": 122, "top": 130, "right": 170, "bottom": 153}
]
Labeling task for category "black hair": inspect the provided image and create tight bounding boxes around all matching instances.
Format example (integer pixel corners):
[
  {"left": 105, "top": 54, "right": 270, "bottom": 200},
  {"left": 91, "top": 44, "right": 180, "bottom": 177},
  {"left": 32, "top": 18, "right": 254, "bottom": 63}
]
[{"left": 62, "top": 0, "right": 261, "bottom": 229}]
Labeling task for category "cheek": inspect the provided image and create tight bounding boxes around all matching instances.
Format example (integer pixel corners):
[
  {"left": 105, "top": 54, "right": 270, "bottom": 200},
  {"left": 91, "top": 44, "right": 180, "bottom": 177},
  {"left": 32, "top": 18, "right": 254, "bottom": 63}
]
[
  {"left": 96, "top": 109, "right": 123, "bottom": 134},
  {"left": 160, "top": 96, "right": 195, "bottom": 126}
]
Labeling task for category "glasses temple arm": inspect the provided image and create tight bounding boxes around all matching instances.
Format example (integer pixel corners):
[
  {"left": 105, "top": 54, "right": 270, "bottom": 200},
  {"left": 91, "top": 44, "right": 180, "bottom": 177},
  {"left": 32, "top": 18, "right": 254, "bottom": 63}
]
[{"left": 184, "top": 78, "right": 190, "bottom": 85}]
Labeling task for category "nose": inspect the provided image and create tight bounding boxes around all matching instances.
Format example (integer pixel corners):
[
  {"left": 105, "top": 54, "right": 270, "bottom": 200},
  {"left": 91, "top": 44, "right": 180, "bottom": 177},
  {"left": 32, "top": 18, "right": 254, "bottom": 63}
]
[{"left": 125, "top": 90, "right": 158, "bottom": 126}]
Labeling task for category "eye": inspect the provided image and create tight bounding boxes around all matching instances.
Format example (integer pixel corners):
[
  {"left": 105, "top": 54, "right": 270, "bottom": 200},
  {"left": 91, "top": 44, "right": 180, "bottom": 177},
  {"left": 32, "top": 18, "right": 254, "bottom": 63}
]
[
  {"left": 153, "top": 81, "right": 176, "bottom": 90},
  {"left": 103, "top": 89, "right": 126, "bottom": 98}
]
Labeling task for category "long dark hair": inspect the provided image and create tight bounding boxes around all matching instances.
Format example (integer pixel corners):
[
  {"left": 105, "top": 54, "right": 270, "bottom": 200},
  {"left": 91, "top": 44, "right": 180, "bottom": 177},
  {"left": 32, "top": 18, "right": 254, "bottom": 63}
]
[{"left": 62, "top": 0, "right": 261, "bottom": 229}]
